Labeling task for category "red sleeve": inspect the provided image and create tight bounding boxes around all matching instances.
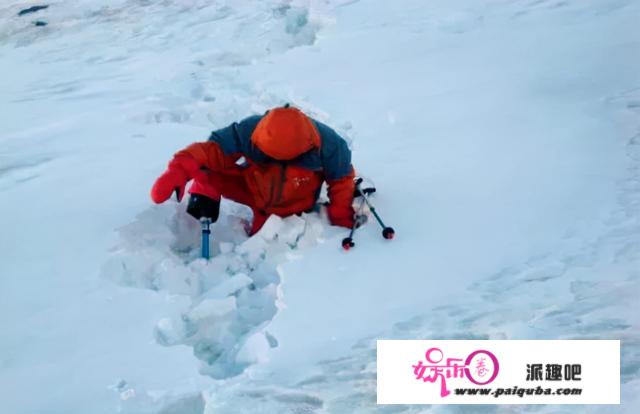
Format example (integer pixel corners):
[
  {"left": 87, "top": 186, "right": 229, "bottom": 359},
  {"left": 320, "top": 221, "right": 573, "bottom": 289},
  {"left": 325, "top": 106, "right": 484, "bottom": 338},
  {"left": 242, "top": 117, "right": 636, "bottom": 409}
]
[
  {"left": 327, "top": 167, "right": 355, "bottom": 209},
  {"left": 175, "top": 141, "right": 241, "bottom": 172}
]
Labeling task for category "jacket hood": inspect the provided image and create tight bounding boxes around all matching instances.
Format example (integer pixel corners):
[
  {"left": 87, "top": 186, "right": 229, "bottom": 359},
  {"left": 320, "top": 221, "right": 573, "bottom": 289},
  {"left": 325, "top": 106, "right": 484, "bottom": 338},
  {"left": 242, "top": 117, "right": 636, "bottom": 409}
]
[{"left": 251, "top": 107, "right": 321, "bottom": 161}]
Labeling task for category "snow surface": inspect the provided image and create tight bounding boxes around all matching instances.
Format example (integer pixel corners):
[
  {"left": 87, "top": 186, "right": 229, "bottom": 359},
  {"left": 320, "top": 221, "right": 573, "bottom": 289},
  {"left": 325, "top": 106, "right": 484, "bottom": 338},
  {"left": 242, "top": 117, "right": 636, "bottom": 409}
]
[{"left": 1, "top": 0, "right": 639, "bottom": 413}]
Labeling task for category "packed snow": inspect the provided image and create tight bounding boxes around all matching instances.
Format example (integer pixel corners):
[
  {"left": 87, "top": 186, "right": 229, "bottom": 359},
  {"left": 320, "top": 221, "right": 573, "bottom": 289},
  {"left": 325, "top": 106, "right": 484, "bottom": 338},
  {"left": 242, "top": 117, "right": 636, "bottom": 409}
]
[{"left": 1, "top": 0, "right": 639, "bottom": 413}]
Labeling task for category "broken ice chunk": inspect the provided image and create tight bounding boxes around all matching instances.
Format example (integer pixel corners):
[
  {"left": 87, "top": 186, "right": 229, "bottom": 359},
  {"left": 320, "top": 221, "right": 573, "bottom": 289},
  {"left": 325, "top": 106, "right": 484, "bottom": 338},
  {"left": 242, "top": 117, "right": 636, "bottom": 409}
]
[
  {"left": 255, "top": 215, "right": 284, "bottom": 241},
  {"left": 188, "top": 296, "right": 236, "bottom": 321},
  {"left": 236, "top": 236, "right": 268, "bottom": 268},
  {"left": 200, "top": 273, "right": 253, "bottom": 300},
  {"left": 279, "top": 215, "right": 307, "bottom": 246}
]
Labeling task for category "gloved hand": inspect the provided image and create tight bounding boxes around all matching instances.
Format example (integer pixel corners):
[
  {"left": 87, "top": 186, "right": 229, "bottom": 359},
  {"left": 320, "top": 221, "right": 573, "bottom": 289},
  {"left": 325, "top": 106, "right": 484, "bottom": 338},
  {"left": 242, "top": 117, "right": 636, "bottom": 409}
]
[
  {"left": 327, "top": 204, "right": 355, "bottom": 228},
  {"left": 151, "top": 155, "right": 204, "bottom": 203}
]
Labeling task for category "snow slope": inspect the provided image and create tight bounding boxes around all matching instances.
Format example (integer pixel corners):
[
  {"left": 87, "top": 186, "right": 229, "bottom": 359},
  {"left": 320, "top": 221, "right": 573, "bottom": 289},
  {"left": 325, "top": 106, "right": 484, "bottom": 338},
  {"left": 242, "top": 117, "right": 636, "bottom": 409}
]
[{"left": 1, "top": 0, "right": 638, "bottom": 413}]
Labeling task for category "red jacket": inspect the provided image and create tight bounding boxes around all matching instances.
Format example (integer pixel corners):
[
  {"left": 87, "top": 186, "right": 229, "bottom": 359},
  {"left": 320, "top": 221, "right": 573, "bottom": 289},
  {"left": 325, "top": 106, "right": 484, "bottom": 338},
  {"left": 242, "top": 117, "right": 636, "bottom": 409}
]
[{"left": 165, "top": 107, "right": 355, "bottom": 232}]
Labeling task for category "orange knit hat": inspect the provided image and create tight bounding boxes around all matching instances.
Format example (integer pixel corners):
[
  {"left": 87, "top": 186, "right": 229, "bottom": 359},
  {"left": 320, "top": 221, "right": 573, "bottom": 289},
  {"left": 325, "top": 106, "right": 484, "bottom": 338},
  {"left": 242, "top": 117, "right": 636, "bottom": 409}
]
[{"left": 251, "top": 107, "right": 321, "bottom": 161}]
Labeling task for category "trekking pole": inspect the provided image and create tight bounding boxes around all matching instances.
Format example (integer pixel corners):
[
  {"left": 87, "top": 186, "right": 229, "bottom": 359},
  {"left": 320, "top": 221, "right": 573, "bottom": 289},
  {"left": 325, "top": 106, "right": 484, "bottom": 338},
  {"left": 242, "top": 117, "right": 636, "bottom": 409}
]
[
  {"left": 201, "top": 218, "right": 211, "bottom": 259},
  {"left": 341, "top": 195, "right": 367, "bottom": 250},
  {"left": 354, "top": 178, "right": 395, "bottom": 240}
]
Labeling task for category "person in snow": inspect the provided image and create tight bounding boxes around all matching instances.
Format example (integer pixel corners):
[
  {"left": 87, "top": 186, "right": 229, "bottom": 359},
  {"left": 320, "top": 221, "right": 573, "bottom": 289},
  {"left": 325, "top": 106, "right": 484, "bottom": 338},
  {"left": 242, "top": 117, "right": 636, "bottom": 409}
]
[{"left": 150, "top": 105, "right": 356, "bottom": 234}]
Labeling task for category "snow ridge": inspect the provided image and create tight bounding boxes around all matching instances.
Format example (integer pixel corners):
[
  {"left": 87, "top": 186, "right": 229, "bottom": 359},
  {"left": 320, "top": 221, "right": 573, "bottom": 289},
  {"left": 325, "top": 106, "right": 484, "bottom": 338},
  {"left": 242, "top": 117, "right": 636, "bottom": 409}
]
[{"left": 102, "top": 201, "right": 326, "bottom": 379}]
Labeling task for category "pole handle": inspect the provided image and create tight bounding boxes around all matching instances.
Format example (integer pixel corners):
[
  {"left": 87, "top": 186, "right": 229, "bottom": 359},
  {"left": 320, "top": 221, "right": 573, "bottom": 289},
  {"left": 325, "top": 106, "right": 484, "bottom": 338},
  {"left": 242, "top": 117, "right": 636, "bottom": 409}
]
[{"left": 201, "top": 218, "right": 211, "bottom": 260}]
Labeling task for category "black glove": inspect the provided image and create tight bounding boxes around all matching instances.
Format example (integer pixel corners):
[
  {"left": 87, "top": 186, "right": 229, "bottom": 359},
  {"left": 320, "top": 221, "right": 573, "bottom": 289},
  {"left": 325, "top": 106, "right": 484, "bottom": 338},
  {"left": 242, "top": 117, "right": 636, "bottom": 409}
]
[{"left": 187, "top": 194, "right": 220, "bottom": 222}]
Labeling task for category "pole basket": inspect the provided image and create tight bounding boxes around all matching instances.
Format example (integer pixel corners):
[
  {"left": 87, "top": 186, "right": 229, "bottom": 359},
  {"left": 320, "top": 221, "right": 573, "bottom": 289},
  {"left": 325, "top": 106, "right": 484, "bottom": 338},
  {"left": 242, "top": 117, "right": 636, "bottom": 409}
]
[
  {"left": 382, "top": 227, "right": 395, "bottom": 240},
  {"left": 342, "top": 237, "right": 355, "bottom": 250}
]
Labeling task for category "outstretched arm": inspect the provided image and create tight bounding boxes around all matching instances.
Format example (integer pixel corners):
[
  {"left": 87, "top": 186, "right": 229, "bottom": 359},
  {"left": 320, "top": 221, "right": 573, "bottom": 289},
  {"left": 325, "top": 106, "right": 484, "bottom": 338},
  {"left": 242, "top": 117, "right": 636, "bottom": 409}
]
[
  {"left": 315, "top": 121, "right": 356, "bottom": 228},
  {"left": 326, "top": 168, "right": 356, "bottom": 228},
  {"left": 150, "top": 117, "right": 259, "bottom": 203}
]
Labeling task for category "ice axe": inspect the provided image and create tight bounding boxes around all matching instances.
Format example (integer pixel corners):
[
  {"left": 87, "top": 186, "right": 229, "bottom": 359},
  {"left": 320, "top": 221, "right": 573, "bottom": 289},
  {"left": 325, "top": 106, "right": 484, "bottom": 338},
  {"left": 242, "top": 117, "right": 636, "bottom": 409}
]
[
  {"left": 188, "top": 195, "right": 220, "bottom": 260},
  {"left": 199, "top": 218, "right": 211, "bottom": 259},
  {"left": 176, "top": 189, "right": 220, "bottom": 260}
]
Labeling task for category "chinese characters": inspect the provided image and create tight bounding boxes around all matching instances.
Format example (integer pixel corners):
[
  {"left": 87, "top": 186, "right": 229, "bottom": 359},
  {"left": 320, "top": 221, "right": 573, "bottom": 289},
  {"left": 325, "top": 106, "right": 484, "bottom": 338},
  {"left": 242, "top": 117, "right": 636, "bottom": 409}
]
[{"left": 526, "top": 363, "right": 581, "bottom": 381}]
